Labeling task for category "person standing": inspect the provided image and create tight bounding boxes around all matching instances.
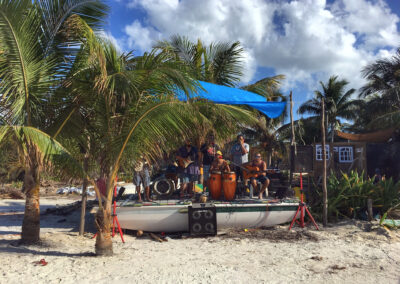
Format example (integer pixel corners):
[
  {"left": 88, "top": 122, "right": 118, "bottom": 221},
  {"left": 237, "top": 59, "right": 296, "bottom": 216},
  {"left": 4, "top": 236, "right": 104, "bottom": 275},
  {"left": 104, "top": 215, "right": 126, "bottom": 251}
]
[
  {"left": 199, "top": 134, "right": 220, "bottom": 188},
  {"left": 176, "top": 140, "right": 199, "bottom": 198},
  {"left": 133, "top": 157, "right": 152, "bottom": 202},
  {"left": 230, "top": 135, "right": 249, "bottom": 181}
]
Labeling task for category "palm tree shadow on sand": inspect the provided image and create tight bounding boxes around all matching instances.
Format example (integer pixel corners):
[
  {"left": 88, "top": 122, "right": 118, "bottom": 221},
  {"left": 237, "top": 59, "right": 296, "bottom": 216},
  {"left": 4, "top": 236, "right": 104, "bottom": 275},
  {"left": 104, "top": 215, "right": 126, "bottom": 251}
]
[{"left": 0, "top": 239, "right": 96, "bottom": 257}]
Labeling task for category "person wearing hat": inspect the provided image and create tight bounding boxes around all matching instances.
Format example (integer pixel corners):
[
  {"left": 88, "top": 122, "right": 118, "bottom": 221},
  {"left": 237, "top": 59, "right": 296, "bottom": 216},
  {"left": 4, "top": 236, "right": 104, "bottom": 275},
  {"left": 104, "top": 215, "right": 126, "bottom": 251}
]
[{"left": 210, "top": 151, "right": 230, "bottom": 172}]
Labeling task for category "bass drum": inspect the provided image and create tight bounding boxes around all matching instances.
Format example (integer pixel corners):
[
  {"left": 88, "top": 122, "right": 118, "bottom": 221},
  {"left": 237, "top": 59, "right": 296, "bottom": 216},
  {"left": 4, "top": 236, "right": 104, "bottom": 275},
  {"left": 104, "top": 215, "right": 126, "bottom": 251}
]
[{"left": 152, "top": 178, "right": 175, "bottom": 199}]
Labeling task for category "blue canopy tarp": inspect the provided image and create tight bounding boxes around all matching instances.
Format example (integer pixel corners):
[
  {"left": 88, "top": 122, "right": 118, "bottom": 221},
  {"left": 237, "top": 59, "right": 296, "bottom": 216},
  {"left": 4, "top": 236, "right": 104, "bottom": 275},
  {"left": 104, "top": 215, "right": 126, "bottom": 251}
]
[{"left": 176, "top": 81, "right": 286, "bottom": 118}]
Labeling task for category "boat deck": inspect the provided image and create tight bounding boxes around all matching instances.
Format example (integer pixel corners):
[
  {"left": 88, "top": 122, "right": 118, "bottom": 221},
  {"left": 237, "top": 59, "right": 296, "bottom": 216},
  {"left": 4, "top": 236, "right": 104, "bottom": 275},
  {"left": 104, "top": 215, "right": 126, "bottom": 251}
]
[{"left": 118, "top": 196, "right": 299, "bottom": 207}]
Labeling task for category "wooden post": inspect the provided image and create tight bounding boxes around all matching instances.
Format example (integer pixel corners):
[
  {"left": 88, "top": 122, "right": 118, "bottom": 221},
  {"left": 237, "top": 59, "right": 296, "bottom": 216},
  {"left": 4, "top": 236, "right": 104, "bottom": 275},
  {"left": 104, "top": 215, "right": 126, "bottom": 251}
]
[
  {"left": 290, "top": 91, "right": 296, "bottom": 155},
  {"left": 321, "top": 98, "right": 328, "bottom": 227},
  {"left": 289, "top": 91, "right": 295, "bottom": 189},
  {"left": 367, "top": 199, "right": 373, "bottom": 221}
]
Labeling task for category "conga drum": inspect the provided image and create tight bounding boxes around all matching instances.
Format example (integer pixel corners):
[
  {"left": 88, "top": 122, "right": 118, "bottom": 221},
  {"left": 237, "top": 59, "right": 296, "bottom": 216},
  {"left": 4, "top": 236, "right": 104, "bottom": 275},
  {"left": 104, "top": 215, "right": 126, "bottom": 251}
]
[
  {"left": 223, "top": 172, "right": 236, "bottom": 201},
  {"left": 209, "top": 171, "right": 222, "bottom": 200}
]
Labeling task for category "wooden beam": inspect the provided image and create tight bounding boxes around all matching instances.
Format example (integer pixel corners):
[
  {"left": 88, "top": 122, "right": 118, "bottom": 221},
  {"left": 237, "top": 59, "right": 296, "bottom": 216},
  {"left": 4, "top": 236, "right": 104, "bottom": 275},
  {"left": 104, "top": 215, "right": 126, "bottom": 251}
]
[{"left": 321, "top": 98, "right": 328, "bottom": 227}]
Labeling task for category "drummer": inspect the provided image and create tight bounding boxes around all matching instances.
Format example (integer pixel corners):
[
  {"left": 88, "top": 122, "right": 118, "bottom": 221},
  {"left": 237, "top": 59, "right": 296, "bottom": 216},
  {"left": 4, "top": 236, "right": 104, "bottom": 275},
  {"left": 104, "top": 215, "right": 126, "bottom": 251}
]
[{"left": 210, "top": 151, "right": 230, "bottom": 172}]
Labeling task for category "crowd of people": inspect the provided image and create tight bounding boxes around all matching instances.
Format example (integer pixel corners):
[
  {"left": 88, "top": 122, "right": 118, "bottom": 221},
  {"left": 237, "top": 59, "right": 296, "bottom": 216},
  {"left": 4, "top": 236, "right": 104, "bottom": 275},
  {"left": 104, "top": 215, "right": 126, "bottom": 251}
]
[{"left": 132, "top": 134, "right": 271, "bottom": 201}]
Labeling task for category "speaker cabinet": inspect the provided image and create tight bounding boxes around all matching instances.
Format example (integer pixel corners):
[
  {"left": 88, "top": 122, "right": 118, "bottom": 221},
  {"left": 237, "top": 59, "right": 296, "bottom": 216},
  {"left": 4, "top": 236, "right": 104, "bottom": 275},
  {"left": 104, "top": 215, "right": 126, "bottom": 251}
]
[{"left": 188, "top": 204, "right": 217, "bottom": 236}]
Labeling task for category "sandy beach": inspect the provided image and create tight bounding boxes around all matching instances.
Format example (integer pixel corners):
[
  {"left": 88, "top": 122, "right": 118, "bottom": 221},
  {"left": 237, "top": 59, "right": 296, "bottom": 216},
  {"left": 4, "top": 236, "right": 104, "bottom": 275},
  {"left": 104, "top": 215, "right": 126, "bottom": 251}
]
[{"left": 0, "top": 197, "right": 399, "bottom": 284}]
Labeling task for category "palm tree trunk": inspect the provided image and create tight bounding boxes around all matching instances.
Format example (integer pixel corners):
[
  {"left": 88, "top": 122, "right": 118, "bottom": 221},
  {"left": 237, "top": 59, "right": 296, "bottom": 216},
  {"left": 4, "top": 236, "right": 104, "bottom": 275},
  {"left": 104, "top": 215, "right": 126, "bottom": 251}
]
[
  {"left": 79, "top": 142, "right": 90, "bottom": 236},
  {"left": 330, "top": 122, "right": 335, "bottom": 142},
  {"left": 78, "top": 165, "right": 89, "bottom": 235},
  {"left": 21, "top": 165, "right": 40, "bottom": 244},
  {"left": 94, "top": 199, "right": 113, "bottom": 256}
]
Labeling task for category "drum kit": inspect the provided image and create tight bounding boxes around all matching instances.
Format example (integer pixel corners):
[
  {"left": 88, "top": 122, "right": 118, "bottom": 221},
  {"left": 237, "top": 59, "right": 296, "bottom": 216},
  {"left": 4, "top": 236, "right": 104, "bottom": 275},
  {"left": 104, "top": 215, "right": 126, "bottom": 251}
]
[{"left": 209, "top": 171, "right": 237, "bottom": 201}]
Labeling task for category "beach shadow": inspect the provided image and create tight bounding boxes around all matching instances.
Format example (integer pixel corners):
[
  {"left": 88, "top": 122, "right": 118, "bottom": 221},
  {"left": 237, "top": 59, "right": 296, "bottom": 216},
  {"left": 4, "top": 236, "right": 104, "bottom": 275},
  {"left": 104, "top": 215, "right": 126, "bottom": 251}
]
[
  {"left": 0, "top": 239, "right": 95, "bottom": 257},
  {"left": 0, "top": 230, "right": 20, "bottom": 235}
]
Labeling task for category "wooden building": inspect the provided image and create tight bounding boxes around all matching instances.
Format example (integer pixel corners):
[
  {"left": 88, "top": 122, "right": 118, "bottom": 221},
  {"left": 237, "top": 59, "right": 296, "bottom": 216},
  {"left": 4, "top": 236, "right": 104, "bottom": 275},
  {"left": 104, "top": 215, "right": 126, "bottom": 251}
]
[
  {"left": 290, "top": 128, "right": 399, "bottom": 181},
  {"left": 312, "top": 142, "right": 367, "bottom": 177}
]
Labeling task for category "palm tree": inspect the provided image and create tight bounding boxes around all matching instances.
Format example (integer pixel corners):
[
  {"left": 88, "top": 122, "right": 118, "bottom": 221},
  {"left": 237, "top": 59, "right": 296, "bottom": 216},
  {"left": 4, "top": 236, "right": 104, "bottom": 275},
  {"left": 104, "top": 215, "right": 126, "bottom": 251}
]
[
  {"left": 155, "top": 35, "right": 244, "bottom": 87},
  {"left": 240, "top": 78, "right": 288, "bottom": 164},
  {"left": 359, "top": 48, "right": 400, "bottom": 128},
  {"left": 57, "top": 36, "right": 256, "bottom": 255},
  {"left": 298, "top": 75, "right": 362, "bottom": 142},
  {"left": 155, "top": 35, "right": 285, "bottom": 148},
  {"left": 0, "top": 0, "right": 109, "bottom": 244}
]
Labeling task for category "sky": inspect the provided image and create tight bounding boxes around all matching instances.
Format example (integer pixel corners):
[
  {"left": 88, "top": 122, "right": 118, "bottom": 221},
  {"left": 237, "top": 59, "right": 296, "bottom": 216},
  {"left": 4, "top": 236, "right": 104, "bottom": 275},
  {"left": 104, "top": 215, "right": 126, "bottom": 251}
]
[{"left": 103, "top": 0, "right": 400, "bottom": 117}]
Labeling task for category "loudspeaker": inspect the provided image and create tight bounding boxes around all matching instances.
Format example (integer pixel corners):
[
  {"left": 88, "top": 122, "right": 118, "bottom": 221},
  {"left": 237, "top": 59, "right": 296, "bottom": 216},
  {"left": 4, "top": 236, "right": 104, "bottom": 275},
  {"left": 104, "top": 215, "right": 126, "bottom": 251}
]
[{"left": 188, "top": 204, "right": 217, "bottom": 236}]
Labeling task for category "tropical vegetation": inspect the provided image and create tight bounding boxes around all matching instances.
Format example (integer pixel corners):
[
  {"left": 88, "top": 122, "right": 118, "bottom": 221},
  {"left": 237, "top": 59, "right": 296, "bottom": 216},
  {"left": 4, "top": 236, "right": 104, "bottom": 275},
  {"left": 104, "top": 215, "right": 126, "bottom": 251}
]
[
  {"left": 1, "top": 0, "right": 399, "bottom": 257},
  {"left": 297, "top": 76, "right": 362, "bottom": 142},
  {"left": 311, "top": 171, "right": 400, "bottom": 222}
]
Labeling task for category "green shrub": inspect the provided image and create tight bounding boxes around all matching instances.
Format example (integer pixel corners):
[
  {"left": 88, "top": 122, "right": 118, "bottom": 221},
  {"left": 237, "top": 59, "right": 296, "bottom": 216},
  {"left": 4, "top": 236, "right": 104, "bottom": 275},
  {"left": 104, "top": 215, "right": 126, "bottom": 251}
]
[{"left": 311, "top": 171, "right": 400, "bottom": 221}]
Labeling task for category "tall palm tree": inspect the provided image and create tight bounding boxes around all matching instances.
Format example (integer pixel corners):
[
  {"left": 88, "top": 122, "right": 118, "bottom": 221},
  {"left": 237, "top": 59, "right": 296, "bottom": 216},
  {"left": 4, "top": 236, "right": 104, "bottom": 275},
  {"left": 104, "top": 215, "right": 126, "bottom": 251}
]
[
  {"left": 0, "top": 0, "right": 109, "bottom": 244},
  {"left": 359, "top": 48, "right": 400, "bottom": 128},
  {"left": 298, "top": 75, "right": 362, "bottom": 142}
]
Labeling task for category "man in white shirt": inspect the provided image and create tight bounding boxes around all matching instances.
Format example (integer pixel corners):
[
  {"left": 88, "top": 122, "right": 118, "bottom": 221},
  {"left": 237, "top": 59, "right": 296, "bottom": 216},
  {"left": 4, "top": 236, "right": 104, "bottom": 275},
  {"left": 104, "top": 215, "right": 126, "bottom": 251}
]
[
  {"left": 133, "top": 157, "right": 152, "bottom": 202},
  {"left": 230, "top": 135, "right": 249, "bottom": 181}
]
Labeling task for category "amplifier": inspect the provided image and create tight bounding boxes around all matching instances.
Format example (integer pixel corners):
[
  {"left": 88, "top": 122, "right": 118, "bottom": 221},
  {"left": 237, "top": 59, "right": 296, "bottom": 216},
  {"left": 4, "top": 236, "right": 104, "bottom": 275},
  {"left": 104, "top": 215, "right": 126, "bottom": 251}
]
[{"left": 188, "top": 204, "right": 217, "bottom": 236}]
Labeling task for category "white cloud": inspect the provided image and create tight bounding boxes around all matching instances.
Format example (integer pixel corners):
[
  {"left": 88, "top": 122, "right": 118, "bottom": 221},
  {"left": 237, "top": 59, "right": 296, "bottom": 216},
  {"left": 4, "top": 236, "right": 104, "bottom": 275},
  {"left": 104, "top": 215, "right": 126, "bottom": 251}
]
[
  {"left": 97, "top": 31, "right": 123, "bottom": 52},
  {"left": 119, "top": 0, "right": 400, "bottom": 90},
  {"left": 331, "top": 0, "right": 400, "bottom": 49},
  {"left": 124, "top": 20, "right": 161, "bottom": 51}
]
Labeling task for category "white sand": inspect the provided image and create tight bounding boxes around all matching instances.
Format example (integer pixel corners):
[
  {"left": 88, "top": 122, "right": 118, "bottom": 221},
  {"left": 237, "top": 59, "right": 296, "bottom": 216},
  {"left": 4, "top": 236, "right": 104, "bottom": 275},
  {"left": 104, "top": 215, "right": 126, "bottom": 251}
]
[{"left": 0, "top": 197, "right": 399, "bottom": 284}]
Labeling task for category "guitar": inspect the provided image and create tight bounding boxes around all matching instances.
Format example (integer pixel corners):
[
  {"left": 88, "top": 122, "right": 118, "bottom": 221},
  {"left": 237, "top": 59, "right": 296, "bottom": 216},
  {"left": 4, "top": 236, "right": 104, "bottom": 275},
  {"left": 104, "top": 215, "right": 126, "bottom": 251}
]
[
  {"left": 228, "top": 161, "right": 277, "bottom": 179},
  {"left": 177, "top": 157, "right": 194, "bottom": 169},
  {"left": 242, "top": 165, "right": 277, "bottom": 180}
]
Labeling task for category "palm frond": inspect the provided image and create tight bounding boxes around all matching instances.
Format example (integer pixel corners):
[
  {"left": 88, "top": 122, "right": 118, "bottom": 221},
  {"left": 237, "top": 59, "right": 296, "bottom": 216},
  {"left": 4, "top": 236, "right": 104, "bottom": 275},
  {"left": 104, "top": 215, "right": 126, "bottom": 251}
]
[
  {"left": 2, "top": 125, "right": 85, "bottom": 178},
  {"left": 37, "top": 0, "right": 109, "bottom": 55}
]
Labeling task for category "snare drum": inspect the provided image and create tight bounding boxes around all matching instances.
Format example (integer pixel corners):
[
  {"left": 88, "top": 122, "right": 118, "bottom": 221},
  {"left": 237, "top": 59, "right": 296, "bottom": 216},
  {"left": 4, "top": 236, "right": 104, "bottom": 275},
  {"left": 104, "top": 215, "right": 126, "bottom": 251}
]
[{"left": 209, "top": 171, "right": 222, "bottom": 200}]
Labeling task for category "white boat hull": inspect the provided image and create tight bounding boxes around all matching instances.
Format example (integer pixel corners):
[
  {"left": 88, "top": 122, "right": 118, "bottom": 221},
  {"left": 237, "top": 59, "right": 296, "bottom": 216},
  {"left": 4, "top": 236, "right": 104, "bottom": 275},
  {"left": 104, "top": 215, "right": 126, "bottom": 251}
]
[{"left": 116, "top": 201, "right": 299, "bottom": 232}]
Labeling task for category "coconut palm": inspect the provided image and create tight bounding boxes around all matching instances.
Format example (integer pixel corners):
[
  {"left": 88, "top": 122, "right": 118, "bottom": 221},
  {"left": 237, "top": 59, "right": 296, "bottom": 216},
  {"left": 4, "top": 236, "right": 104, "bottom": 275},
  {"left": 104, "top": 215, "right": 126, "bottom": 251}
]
[
  {"left": 155, "top": 35, "right": 285, "bottom": 148},
  {"left": 155, "top": 35, "right": 244, "bottom": 87},
  {"left": 0, "top": 0, "right": 109, "bottom": 244},
  {"left": 56, "top": 34, "right": 257, "bottom": 255},
  {"left": 240, "top": 81, "right": 288, "bottom": 164},
  {"left": 298, "top": 75, "right": 362, "bottom": 142},
  {"left": 359, "top": 48, "right": 400, "bottom": 128}
]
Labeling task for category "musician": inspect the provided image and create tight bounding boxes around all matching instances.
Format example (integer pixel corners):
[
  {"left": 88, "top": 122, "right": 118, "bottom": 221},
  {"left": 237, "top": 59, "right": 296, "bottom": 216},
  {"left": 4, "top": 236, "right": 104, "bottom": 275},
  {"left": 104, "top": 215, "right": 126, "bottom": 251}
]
[
  {"left": 230, "top": 135, "right": 249, "bottom": 181},
  {"left": 249, "top": 153, "right": 270, "bottom": 199},
  {"left": 210, "top": 151, "right": 230, "bottom": 172},
  {"left": 133, "top": 157, "right": 152, "bottom": 202},
  {"left": 176, "top": 140, "right": 199, "bottom": 198},
  {"left": 199, "top": 134, "right": 220, "bottom": 185}
]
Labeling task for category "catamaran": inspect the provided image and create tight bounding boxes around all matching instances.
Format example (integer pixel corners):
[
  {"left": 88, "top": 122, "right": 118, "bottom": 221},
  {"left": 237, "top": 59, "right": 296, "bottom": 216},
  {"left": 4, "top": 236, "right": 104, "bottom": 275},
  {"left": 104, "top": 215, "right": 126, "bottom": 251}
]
[{"left": 116, "top": 198, "right": 300, "bottom": 232}]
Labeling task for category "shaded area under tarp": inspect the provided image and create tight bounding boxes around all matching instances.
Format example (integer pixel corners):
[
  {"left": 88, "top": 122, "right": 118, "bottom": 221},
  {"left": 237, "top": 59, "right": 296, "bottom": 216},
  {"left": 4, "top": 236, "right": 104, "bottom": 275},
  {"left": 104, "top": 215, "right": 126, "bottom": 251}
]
[
  {"left": 176, "top": 81, "right": 286, "bottom": 118},
  {"left": 336, "top": 128, "right": 396, "bottom": 143}
]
